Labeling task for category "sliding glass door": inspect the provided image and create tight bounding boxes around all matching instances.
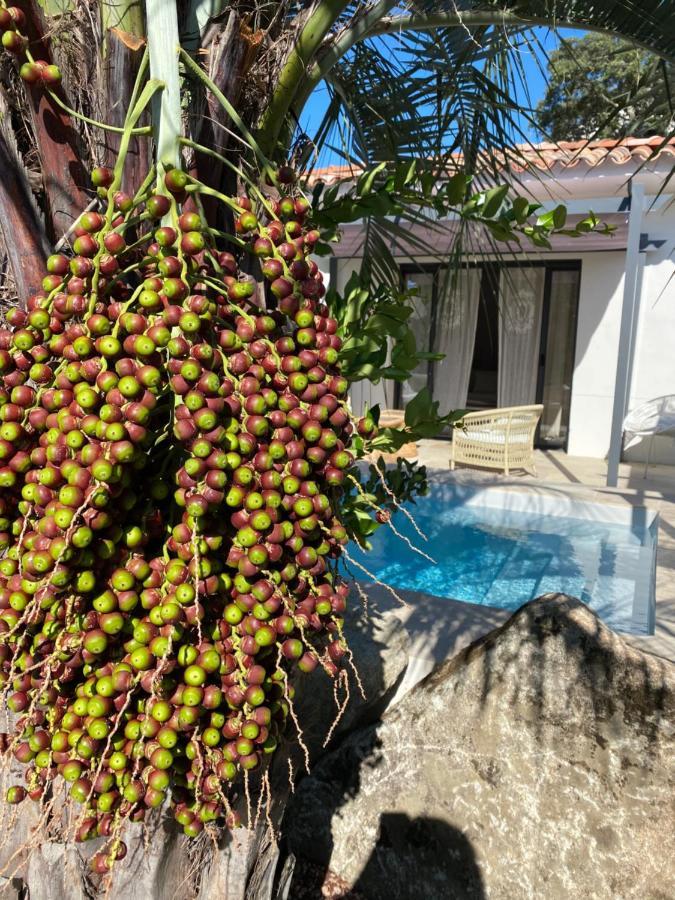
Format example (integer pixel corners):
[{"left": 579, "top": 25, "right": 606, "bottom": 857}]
[
  {"left": 398, "top": 266, "right": 483, "bottom": 417},
  {"left": 432, "top": 267, "right": 482, "bottom": 410},
  {"left": 498, "top": 267, "right": 546, "bottom": 407},
  {"left": 396, "top": 262, "right": 581, "bottom": 450}
]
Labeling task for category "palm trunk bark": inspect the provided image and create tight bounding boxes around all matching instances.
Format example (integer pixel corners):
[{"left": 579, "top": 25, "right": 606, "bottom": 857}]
[
  {"left": 22, "top": 0, "right": 90, "bottom": 238},
  {"left": 99, "top": 8, "right": 150, "bottom": 194},
  {"left": 191, "top": 10, "right": 252, "bottom": 230},
  {"left": 0, "top": 129, "right": 50, "bottom": 298}
]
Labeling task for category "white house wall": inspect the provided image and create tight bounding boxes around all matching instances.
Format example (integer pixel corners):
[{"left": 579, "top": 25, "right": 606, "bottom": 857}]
[
  {"left": 623, "top": 202, "right": 675, "bottom": 464},
  {"left": 566, "top": 251, "right": 625, "bottom": 458}
]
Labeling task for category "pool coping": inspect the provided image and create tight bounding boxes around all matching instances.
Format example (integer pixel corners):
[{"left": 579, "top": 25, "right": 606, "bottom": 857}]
[
  {"left": 424, "top": 465, "right": 665, "bottom": 511},
  {"left": 424, "top": 470, "right": 659, "bottom": 526}
]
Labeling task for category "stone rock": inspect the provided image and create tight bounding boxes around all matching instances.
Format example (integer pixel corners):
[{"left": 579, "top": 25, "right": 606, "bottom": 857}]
[
  {"left": 0, "top": 605, "right": 409, "bottom": 900},
  {"left": 282, "top": 594, "right": 675, "bottom": 900}
]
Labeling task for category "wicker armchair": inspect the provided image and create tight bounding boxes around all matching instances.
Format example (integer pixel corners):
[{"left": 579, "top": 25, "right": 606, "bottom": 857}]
[{"left": 450, "top": 404, "right": 543, "bottom": 475}]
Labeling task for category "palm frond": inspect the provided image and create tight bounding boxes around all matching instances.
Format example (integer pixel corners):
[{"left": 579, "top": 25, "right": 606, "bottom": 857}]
[{"left": 299, "top": 19, "right": 553, "bottom": 286}]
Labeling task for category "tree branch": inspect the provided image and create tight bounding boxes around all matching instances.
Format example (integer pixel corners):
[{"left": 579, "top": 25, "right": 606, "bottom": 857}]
[
  {"left": 294, "top": 0, "right": 398, "bottom": 118},
  {"left": 360, "top": 11, "right": 672, "bottom": 62},
  {"left": 256, "top": 0, "right": 354, "bottom": 157}
]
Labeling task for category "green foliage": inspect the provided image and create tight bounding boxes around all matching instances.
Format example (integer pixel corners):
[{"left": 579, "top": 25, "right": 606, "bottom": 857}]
[
  {"left": 315, "top": 158, "right": 615, "bottom": 471},
  {"left": 327, "top": 272, "right": 441, "bottom": 385},
  {"left": 536, "top": 33, "right": 675, "bottom": 140},
  {"left": 312, "top": 160, "right": 615, "bottom": 290}
]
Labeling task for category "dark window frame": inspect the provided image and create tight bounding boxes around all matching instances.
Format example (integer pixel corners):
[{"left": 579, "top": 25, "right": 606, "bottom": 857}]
[{"left": 396, "top": 259, "right": 583, "bottom": 451}]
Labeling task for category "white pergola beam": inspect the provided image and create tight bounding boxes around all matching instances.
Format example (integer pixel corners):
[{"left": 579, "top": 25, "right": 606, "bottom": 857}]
[{"left": 606, "top": 183, "right": 645, "bottom": 487}]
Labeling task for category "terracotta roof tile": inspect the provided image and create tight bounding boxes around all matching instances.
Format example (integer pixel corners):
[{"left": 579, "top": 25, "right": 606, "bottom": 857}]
[{"left": 307, "top": 137, "right": 675, "bottom": 184}]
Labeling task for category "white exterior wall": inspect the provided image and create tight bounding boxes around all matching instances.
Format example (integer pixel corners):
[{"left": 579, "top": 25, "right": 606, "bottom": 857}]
[
  {"left": 566, "top": 251, "right": 625, "bottom": 458},
  {"left": 623, "top": 203, "right": 675, "bottom": 464}
]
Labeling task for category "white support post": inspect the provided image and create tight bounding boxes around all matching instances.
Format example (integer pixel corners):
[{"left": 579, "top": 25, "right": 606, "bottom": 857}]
[
  {"left": 606, "top": 184, "right": 645, "bottom": 487},
  {"left": 624, "top": 251, "right": 646, "bottom": 414},
  {"left": 146, "top": 0, "right": 182, "bottom": 172}
]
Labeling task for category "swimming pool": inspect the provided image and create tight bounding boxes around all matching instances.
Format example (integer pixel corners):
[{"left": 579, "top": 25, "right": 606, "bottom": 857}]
[{"left": 348, "top": 481, "right": 658, "bottom": 636}]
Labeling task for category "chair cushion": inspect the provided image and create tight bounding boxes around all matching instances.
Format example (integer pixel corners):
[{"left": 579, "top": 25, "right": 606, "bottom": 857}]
[{"left": 459, "top": 430, "right": 529, "bottom": 446}]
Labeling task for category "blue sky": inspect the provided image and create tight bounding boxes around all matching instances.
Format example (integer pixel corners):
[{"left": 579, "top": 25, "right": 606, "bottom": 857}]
[{"left": 299, "top": 26, "right": 586, "bottom": 166}]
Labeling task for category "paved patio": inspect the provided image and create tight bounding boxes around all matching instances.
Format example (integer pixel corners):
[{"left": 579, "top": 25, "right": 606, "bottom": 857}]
[{"left": 406, "top": 441, "right": 675, "bottom": 664}]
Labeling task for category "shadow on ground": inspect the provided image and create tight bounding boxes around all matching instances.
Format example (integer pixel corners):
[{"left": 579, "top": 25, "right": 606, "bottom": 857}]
[{"left": 284, "top": 811, "right": 485, "bottom": 900}]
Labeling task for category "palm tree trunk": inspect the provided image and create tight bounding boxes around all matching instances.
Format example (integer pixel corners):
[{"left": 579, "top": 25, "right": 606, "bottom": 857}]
[{"left": 191, "top": 10, "right": 251, "bottom": 230}]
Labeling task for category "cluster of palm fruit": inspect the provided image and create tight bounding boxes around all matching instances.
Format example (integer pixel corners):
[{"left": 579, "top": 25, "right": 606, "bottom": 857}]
[
  {"left": 0, "top": 2, "right": 61, "bottom": 85},
  {"left": 0, "top": 160, "right": 359, "bottom": 871}
]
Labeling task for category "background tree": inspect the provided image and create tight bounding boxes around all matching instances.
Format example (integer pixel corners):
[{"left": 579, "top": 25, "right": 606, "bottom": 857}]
[{"left": 536, "top": 33, "right": 675, "bottom": 140}]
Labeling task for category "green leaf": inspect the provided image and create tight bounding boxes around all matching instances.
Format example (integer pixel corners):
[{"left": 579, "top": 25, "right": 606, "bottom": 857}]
[
  {"left": 377, "top": 366, "right": 413, "bottom": 381},
  {"left": 352, "top": 507, "right": 378, "bottom": 534},
  {"left": 447, "top": 409, "right": 470, "bottom": 425},
  {"left": 481, "top": 185, "right": 509, "bottom": 218},
  {"left": 530, "top": 231, "right": 552, "bottom": 249},
  {"left": 512, "top": 196, "right": 530, "bottom": 224},
  {"left": 552, "top": 204, "right": 567, "bottom": 229},
  {"left": 446, "top": 173, "right": 469, "bottom": 205},
  {"left": 394, "top": 160, "right": 418, "bottom": 191},
  {"left": 485, "top": 221, "right": 518, "bottom": 243},
  {"left": 357, "top": 161, "right": 387, "bottom": 197},
  {"left": 369, "top": 427, "right": 414, "bottom": 452},
  {"left": 577, "top": 212, "right": 600, "bottom": 233},
  {"left": 350, "top": 362, "right": 385, "bottom": 380},
  {"left": 536, "top": 210, "right": 555, "bottom": 228},
  {"left": 312, "top": 241, "right": 334, "bottom": 256},
  {"left": 420, "top": 171, "right": 436, "bottom": 198},
  {"left": 404, "top": 387, "right": 435, "bottom": 428}
]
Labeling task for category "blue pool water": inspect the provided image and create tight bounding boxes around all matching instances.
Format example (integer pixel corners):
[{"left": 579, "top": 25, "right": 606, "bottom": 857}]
[{"left": 348, "top": 485, "right": 657, "bottom": 635}]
